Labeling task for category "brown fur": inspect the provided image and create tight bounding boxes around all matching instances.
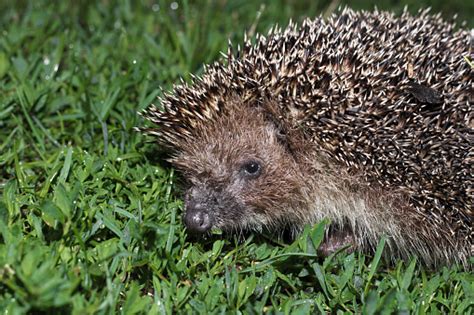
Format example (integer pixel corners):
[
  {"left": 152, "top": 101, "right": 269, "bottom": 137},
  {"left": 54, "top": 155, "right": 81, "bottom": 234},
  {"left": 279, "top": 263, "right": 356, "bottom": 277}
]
[{"left": 170, "top": 95, "right": 468, "bottom": 267}]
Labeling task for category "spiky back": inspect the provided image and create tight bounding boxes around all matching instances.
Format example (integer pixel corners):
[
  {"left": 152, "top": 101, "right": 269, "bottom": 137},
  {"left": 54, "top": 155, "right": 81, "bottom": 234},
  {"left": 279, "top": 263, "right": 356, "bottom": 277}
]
[{"left": 141, "top": 8, "right": 473, "bottom": 244}]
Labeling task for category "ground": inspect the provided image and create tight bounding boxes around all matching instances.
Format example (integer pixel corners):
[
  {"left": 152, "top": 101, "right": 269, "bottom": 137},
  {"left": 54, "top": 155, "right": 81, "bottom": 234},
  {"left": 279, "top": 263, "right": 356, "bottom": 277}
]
[{"left": 0, "top": 1, "right": 472, "bottom": 314}]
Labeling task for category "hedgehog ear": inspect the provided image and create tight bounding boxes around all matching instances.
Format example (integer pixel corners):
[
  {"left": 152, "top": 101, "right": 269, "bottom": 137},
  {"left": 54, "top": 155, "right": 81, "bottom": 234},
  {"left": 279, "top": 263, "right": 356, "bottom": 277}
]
[
  {"left": 259, "top": 97, "right": 303, "bottom": 157},
  {"left": 273, "top": 120, "right": 308, "bottom": 159}
]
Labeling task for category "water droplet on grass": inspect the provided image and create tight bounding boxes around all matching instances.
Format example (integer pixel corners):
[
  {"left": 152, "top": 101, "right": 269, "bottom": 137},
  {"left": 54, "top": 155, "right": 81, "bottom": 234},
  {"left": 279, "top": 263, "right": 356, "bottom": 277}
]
[{"left": 170, "top": 2, "right": 178, "bottom": 10}]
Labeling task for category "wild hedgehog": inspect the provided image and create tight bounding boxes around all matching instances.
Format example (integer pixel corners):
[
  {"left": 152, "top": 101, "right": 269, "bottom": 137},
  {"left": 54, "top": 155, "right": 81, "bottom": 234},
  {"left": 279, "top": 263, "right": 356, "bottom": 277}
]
[{"left": 139, "top": 8, "right": 473, "bottom": 268}]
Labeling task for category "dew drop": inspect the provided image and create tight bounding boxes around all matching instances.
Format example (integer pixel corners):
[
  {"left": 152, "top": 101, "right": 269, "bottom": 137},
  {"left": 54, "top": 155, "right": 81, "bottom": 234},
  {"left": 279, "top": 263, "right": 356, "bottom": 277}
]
[
  {"left": 170, "top": 2, "right": 178, "bottom": 10},
  {"left": 152, "top": 4, "right": 160, "bottom": 12}
]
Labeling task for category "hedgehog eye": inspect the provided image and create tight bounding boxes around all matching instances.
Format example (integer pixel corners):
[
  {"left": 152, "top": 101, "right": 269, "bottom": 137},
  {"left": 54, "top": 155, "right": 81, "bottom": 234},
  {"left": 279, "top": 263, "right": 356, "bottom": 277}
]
[{"left": 241, "top": 160, "right": 262, "bottom": 178}]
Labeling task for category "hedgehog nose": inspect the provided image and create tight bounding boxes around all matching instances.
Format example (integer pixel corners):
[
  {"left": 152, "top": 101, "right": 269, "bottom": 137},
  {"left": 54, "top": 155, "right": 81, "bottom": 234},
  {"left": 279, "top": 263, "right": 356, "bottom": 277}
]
[{"left": 184, "top": 207, "right": 212, "bottom": 234}]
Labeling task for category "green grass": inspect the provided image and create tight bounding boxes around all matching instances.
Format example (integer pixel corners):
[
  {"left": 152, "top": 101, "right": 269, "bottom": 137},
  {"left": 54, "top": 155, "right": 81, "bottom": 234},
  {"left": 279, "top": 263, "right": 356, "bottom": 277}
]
[{"left": 0, "top": 1, "right": 472, "bottom": 314}]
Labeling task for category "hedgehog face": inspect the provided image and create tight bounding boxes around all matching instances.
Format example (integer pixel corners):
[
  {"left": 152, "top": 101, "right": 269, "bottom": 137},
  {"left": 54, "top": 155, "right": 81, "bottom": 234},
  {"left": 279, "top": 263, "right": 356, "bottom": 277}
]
[{"left": 171, "top": 99, "right": 309, "bottom": 234}]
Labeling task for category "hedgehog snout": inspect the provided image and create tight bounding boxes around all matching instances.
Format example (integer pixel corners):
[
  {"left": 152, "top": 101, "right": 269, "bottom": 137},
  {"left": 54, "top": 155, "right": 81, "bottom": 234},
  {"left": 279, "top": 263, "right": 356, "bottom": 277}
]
[
  {"left": 183, "top": 201, "right": 213, "bottom": 233},
  {"left": 183, "top": 186, "right": 217, "bottom": 234}
]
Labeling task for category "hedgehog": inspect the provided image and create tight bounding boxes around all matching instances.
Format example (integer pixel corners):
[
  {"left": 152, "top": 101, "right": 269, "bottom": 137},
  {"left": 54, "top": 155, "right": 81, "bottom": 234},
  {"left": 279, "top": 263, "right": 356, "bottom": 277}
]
[{"left": 138, "top": 8, "right": 473, "bottom": 268}]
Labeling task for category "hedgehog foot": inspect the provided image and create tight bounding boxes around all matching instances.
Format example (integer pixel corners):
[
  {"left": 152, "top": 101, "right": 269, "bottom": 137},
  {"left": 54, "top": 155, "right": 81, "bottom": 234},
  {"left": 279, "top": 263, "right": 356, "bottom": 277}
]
[{"left": 318, "top": 230, "right": 355, "bottom": 256}]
